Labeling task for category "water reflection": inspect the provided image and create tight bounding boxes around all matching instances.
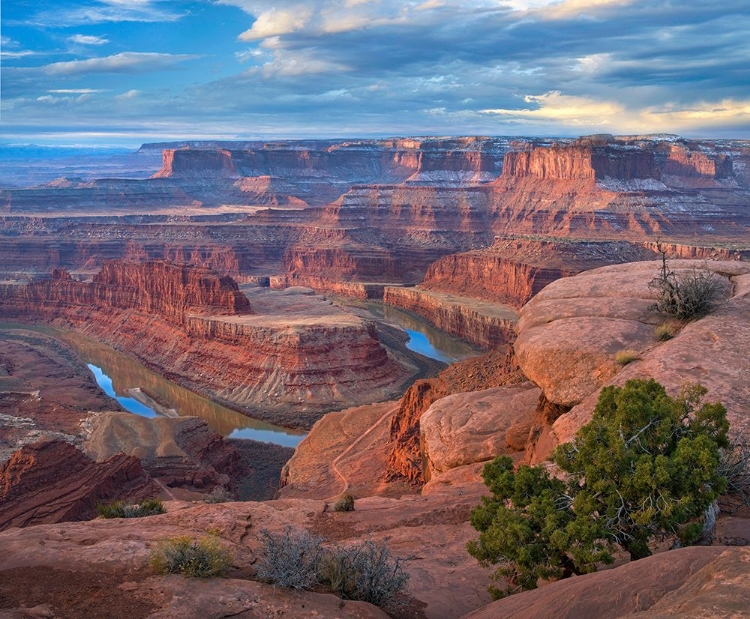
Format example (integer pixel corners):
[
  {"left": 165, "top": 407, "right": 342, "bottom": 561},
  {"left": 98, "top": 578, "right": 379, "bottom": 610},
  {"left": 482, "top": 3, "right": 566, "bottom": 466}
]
[
  {"left": 87, "top": 363, "right": 158, "bottom": 418},
  {"left": 365, "top": 302, "right": 478, "bottom": 363},
  {"left": 58, "top": 332, "right": 306, "bottom": 447}
]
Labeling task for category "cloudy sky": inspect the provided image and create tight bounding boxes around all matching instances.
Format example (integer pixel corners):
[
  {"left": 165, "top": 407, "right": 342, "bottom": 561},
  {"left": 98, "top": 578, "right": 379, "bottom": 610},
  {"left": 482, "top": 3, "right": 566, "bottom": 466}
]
[{"left": 2, "top": 0, "right": 749, "bottom": 145}]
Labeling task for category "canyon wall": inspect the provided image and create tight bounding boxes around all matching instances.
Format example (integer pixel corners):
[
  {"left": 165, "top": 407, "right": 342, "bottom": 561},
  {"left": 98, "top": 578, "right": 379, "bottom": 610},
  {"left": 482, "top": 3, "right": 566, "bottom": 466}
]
[
  {"left": 0, "top": 262, "right": 411, "bottom": 427},
  {"left": 383, "top": 287, "right": 517, "bottom": 349}
]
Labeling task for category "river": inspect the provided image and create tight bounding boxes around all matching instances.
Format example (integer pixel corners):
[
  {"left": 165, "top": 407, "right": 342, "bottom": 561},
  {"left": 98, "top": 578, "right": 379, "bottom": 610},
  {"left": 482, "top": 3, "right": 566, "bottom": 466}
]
[{"left": 1, "top": 308, "right": 474, "bottom": 448}]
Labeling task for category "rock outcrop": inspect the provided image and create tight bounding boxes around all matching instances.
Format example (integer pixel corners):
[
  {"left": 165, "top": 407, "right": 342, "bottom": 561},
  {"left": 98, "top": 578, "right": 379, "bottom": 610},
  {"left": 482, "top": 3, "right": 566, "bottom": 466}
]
[
  {"left": 513, "top": 259, "right": 750, "bottom": 462},
  {"left": 463, "top": 546, "right": 749, "bottom": 619},
  {"left": 84, "top": 414, "right": 242, "bottom": 491},
  {"left": 383, "top": 287, "right": 517, "bottom": 349},
  {"left": 420, "top": 385, "right": 540, "bottom": 477},
  {"left": 0, "top": 263, "right": 412, "bottom": 427},
  {"left": 0, "top": 439, "right": 159, "bottom": 531},
  {"left": 421, "top": 237, "right": 658, "bottom": 308},
  {"left": 385, "top": 348, "right": 526, "bottom": 484}
]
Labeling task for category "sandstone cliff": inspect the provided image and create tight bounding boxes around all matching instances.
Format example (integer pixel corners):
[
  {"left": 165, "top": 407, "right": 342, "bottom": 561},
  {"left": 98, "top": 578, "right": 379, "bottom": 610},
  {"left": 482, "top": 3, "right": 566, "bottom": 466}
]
[
  {"left": 420, "top": 237, "right": 657, "bottom": 308},
  {"left": 385, "top": 348, "right": 525, "bottom": 484},
  {"left": 0, "top": 263, "right": 411, "bottom": 427},
  {"left": 383, "top": 286, "right": 517, "bottom": 348},
  {"left": 0, "top": 439, "right": 159, "bottom": 531}
]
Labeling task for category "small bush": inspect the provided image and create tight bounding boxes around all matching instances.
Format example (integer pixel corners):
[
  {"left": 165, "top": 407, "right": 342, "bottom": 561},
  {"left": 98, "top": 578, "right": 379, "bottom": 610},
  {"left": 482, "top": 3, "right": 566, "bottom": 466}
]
[
  {"left": 654, "top": 323, "right": 676, "bottom": 341},
  {"left": 150, "top": 535, "right": 232, "bottom": 578},
  {"left": 649, "top": 252, "right": 726, "bottom": 320},
  {"left": 615, "top": 349, "right": 639, "bottom": 365},
  {"left": 202, "top": 486, "right": 233, "bottom": 504},
  {"left": 257, "top": 529, "right": 409, "bottom": 608},
  {"left": 319, "top": 540, "right": 409, "bottom": 607},
  {"left": 255, "top": 527, "right": 324, "bottom": 590},
  {"left": 97, "top": 497, "right": 165, "bottom": 519},
  {"left": 333, "top": 493, "right": 355, "bottom": 512},
  {"left": 719, "top": 432, "right": 750, "bottom": 509}
]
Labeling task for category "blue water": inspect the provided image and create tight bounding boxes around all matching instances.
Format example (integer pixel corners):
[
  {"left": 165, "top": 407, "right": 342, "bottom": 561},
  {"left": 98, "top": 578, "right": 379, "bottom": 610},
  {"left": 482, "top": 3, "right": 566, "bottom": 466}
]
[
  {"left": 86, "top": 363, "right": 305, "bottom": 447},
  {"left": 403, "top": 329, "right": 457, "bottom": 363},
  {"left": 228, "top": 427, "right": 305, "bottom": 448},
  {"left": 88, "top": 363, "right": 158, "bottom": 418}
]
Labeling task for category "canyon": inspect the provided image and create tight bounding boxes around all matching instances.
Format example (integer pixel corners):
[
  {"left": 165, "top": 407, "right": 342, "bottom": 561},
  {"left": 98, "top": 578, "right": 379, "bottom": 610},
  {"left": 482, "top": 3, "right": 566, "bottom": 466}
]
[{"left": 1, "top": 134, "right": 750, "bottom": 619}]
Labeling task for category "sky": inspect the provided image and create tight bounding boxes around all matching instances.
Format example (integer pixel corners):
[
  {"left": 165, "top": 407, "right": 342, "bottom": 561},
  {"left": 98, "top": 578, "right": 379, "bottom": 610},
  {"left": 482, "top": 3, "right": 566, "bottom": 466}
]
[{"left": 1, "top": 0, "right": 749, "bottom": 146}]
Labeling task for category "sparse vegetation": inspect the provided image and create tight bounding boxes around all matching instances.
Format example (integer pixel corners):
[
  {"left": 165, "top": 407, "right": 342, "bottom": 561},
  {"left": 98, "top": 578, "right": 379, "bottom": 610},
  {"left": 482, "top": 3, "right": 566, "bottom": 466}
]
[
  {"left": 649, "top": 249, "right": 726, "bottom": 320},
  {"left": 614, "top": 348, "right": 639, "bottom": 365},
  {"left": 469, "top": 379, "right": 729, "bottom": 599},
  {"left": 202, "top": 486, "right": 233, "bottom": 504},
  {"left": 256, "top": 527, "right": 324, "bottom": 590},
  {"left": 654, "top": 322, "right": 676, "bottom": 341},
  {"left": 150, "top": 535, "right": 232, "bottom": 578},
  {"left": 256, "top": 527, "right": 409, "bottom": 608},
  {"left": 719, "top": 430, "right": 750, "bottom": 510},
  {"left": 333, "top": 493, "right": 355, "bottom": 512},
  {"left": 97, "top": 497, "right": 165, "bottom": 519}
]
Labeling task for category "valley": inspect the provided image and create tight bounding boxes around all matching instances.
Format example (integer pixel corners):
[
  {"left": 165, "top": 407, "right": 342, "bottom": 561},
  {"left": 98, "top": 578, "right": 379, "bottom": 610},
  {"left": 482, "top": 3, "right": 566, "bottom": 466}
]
[{"left": 1, "top": 134, "right": 749, "bottom": 618}]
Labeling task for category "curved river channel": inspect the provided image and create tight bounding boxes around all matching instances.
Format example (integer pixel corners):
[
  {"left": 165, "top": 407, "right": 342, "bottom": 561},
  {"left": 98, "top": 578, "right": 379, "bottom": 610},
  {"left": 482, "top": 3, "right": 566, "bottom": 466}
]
[{"left": 7, "top": 306, "right": 476, "bottom": 448}]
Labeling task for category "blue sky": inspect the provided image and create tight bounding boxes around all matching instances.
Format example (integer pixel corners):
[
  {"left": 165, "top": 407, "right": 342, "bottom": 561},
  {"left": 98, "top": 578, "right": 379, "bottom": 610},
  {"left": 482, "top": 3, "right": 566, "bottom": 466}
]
[{"left": 1, "top": 0, "right": 749, "bottom": 146}]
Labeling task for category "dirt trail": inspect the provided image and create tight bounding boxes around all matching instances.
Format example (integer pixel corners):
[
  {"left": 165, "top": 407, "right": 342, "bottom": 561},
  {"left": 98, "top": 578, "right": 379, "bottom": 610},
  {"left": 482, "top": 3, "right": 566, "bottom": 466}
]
[{"left": 326, "top": 405, "right": 398, "bottom": 501}]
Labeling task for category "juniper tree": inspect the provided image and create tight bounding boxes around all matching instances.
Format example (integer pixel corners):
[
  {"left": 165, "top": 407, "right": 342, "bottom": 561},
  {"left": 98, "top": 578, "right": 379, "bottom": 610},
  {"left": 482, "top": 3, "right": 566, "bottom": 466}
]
[{"left": 469, "top": 378, "right": 729, "bottom": 599}]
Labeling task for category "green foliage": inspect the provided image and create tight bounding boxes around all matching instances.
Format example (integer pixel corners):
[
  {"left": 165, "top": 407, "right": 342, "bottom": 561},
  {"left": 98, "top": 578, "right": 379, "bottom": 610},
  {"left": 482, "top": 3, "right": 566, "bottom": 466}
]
[
  {"left": 333, "top": 493, "right": 355, "bottom": 512},
  {"left": 469, "top": 378, "right": 729, "bottom": 598},
  {"left": 97, "top": 497, "right": 165, "bottom": 519},
  {"left": 257, "top": 528, "right": 409, "bottom": 608},
  {"left": 150, "top": 535, "right": 232, "bottom": 578},
  {"left": 614, "top": 349, "right": 639, "bottom": 365}
]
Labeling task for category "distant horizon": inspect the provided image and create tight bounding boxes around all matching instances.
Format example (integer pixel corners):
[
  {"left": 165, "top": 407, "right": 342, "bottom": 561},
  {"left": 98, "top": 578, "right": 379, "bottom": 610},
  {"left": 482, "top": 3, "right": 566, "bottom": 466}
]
[{"left": 2, "top": 130, "right": 749, "bottom": 152}]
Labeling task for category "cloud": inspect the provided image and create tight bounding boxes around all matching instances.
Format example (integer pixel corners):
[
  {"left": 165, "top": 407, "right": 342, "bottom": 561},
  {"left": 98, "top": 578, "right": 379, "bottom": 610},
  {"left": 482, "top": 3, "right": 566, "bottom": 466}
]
[
  {"left": 239, "top": 6, "right": 314, "bottom": 41},
  {"left": 115, "top": 89, "right": 141, "bottom": 99},
  {"left": 49, "top": 89, "right": 103, "bottom": 94},
  {"left": 42, "top": 52, "right": 199, "bottom": 75},
  {"left": 26, "top": 0, "right": 183, "bottom": 26},
  {"left": 69, "top": 34, "right": 110, "bottom": 45}
]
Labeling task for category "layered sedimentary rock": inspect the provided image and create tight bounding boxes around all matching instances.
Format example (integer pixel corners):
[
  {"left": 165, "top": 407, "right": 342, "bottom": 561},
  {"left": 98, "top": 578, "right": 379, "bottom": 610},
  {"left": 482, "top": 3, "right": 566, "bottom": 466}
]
[
  {"left": 84, "top": 414, "right": 242, "bottom": 491},
  {"left": 0, "top": 262, "right": 410, "bottom": 426},
  {"left": 420, "top": 237, "right": 658, "bottom": 308},
  {"left": 383, "top": 287, "right": 517, "bottom": 348},
  {"left": 0, "top": 439, "right": 158, "bottom": 531}
]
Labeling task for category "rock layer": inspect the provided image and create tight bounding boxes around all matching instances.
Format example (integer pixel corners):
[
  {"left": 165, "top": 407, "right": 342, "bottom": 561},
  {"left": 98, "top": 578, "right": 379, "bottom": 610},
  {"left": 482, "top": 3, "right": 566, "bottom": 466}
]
[
  {"left": 383, "top": 287, "right": 517, "bottom": 349},
  {"left": 0, "top": 262, "right": 411, "bottom": 427},
  {"left": 0, "top": 439, "right": 159, "bottom": 531}
]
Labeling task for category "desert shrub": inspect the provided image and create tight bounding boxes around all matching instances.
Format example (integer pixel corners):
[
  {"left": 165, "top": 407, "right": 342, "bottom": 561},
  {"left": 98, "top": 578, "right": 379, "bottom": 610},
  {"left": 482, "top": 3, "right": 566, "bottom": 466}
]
[
  {"left": 649, "top": 252, "right": 726, "bottom": 320},
  {"left": 469, "top": 379, "right": 729, "bottom": 598},
  {"left": 719, "top": 431, "right": 750, "bottom": 509},
  {"left": 654, "top": 322, "right": 676, "bottom": 341},
  {"left": 257, "top": 528, "right": 409, "bottom": 608},
  {"left": 333, "top": 493, "right": 355, "bottom": 512},
  {"left": 150, "top": 535, "right": 232, "bottom": 577},
  {"left": 614, "top": 349, "right": 639, "bottom": 365},
  {"left": 202, "top": 486, "right": 233, "bottom": 504},
  {"left": 318, "top": 540, "right": 409, "bottom": 607},
  {"left": 255, "top": 527, "right": 324, "bottom": 590},
  {"left": 97, "top": 497, "right": 165, "bottom": 519}
]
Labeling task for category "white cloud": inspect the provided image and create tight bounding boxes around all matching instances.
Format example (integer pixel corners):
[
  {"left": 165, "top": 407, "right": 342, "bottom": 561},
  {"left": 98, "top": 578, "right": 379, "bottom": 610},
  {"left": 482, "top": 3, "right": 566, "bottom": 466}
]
[
  {"left": 481, "top": 91, "right": 750, "bottom": 133},
  {"left": 238, "top": 7, "right": 314, "bottom": 41},
  {"left": 248, "top": 49, "right": 350, "bottom": 76},
  {"left": 115, "top": 89, "right": 141, "bottom": 99},
  {"left": 49, "top": 89, "right": 103, "bottom": 94},
  {"left": 28, "top": 0, "right": 183, "bottom": 26},
  {"left": 69, "top": 34, "right": 110, "bottom": 45},
  {"left": 42, "top": 52, "right": 199, "bottom": 75}
]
